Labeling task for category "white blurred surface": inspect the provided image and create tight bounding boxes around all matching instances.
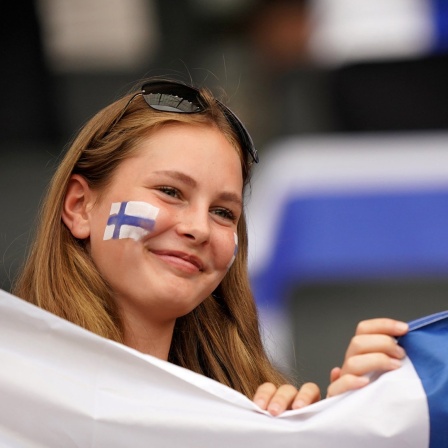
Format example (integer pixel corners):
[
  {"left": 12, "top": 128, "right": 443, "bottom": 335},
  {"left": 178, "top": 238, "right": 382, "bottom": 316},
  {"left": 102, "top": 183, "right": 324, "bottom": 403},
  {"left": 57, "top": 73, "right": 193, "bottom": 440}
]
[
  {"left": 307, "top": 0, "right": 433, "bottom": 65},
  {"left": 37, "top": 0, "right": 159, "bottom": 72}
]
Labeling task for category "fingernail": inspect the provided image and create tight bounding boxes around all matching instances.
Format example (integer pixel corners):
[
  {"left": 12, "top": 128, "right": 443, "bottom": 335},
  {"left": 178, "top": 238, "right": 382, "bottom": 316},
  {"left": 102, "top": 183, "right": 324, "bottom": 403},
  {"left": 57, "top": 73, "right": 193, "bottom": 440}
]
[
  {"left": 390, "top": 358, "right": 402, "bottom": 369},
  {"left": 395, "top": 322, "right": 408, "bottom": 332},
  {"left": 356, "top": 376, "right": 370, "bottom": 387},
  {"left": 292, "top": 399, "right": 306, "bottom": 409},
  {"left": 268, "top": 403, "right": 280, "bottom": 415},
  {"left": 395, "top": 345, "right": 406, "bottom": 358},
  {"left": 254, "top": 399, "right": 265, "bottom": 408}
]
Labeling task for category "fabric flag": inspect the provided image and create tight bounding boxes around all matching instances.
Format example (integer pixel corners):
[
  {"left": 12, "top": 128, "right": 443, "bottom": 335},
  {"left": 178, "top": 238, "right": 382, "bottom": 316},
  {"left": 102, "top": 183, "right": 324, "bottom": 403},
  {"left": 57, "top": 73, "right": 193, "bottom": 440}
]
[
  {"left": 399, "top": 311, "right": 448, "bottom": 448},
  {"left": 0, "top": 288, "right": 446, "bottom": 447}
]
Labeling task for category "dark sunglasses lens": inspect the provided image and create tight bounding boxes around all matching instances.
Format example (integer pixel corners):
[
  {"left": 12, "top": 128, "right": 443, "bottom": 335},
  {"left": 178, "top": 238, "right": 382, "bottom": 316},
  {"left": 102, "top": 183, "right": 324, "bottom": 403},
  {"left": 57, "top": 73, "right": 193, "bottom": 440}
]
[
  {"left": 142, "top": 83, "right": 202, "bottom": 113},
  {"left": 145, "top": 93, "right": 202, "bottom": 113},
  {"left": 141, "top": 81, "right": 258, "bottom": 163}
]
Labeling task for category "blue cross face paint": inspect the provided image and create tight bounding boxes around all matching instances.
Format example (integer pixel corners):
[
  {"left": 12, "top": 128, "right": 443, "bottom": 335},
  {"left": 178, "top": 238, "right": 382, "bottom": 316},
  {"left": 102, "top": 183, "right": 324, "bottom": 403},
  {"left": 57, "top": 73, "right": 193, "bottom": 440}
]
[
  {"left": 103, "top": 201, "right": 159, "bottom": 241},
  {"left": 226, "top": 233, "right": 238, "bottom": 269}
]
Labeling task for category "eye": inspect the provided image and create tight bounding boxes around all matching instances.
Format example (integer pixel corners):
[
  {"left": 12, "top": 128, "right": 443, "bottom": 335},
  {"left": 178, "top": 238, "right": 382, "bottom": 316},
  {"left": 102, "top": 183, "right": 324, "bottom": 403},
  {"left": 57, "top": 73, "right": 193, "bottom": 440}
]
[
  {"left": 157, "top": 186, "right": 180, "bottom": 198},
  {"left": 211, "top": 207, "right": 237, "bottom": 222}
]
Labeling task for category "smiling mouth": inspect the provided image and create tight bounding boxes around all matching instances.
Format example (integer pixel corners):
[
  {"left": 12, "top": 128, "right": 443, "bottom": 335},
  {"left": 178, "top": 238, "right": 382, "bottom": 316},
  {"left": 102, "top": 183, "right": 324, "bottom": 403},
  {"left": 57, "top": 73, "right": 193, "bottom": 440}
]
[{"left": 150, "top": 250, "right": 204, "bottom": 272}]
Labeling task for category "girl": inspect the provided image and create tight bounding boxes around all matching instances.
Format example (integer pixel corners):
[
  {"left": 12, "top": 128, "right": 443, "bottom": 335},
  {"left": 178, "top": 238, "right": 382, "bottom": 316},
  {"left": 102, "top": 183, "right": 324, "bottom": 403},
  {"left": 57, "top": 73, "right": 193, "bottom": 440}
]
[{"left": 13, "top": 79, "right": 408, "bottom": 416}]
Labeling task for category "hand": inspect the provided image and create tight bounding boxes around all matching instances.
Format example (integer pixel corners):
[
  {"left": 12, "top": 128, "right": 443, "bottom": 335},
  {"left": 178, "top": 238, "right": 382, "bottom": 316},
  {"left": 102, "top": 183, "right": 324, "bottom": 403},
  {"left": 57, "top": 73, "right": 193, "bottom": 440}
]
[
  {"left": 327, "top": 318, "right": 409, "bottom": 398},
  {"left": 253, "top": 381, "right": 320, "bottom": 416}
]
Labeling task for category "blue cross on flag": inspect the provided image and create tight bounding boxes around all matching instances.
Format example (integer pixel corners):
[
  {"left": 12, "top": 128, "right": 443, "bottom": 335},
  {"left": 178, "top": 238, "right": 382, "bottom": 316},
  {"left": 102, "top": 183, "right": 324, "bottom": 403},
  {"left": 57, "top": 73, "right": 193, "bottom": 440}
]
[{"left": 103, "top": 201, "right": 159, "bottom": 241}]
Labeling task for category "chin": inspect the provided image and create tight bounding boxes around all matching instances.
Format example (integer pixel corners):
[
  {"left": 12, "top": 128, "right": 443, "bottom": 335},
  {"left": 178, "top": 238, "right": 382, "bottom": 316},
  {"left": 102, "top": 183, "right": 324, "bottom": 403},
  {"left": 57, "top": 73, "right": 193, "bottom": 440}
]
[{"left": 166, "top": 292, "right": 210, "bottom": 318}]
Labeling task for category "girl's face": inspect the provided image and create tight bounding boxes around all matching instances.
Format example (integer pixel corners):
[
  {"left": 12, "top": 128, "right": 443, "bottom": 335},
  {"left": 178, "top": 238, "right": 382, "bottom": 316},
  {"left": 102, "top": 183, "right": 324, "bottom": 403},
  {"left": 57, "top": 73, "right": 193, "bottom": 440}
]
[{"left": 87, "top": 123, "right": 243, "bottom": 326}]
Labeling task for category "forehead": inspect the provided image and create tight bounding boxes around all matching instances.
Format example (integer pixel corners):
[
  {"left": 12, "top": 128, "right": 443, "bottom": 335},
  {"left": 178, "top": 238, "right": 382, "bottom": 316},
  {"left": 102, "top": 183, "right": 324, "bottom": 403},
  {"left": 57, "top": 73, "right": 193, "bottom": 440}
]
[
  {"left": 117, "top": 122, "right": 244, "bottom": 189},
  {"left": 146, "top": 114, "right": 244, "bottom": 163}
]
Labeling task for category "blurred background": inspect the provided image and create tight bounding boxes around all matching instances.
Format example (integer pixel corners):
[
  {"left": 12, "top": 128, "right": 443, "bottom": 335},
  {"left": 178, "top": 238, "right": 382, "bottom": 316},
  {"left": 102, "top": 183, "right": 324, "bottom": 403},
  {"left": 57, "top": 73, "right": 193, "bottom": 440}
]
[{"left": 1, "top": 0, "right": 448, "bottom": 392}]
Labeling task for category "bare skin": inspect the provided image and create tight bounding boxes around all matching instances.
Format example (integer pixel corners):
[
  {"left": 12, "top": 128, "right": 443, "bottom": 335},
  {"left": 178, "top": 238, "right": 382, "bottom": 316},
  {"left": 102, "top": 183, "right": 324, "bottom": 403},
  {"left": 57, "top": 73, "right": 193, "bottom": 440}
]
[
  {"left": 63, "top": 122, "right": 409, "bottom": 416},
  {"left": 253, "top": 318, "right": 408, "bottom": 415}
]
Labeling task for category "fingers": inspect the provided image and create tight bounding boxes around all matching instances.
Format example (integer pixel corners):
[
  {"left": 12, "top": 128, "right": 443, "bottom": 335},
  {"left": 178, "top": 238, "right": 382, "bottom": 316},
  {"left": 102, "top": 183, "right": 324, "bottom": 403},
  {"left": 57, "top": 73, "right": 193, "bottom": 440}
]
[
  {"left": 341, "top": 319, "right": 408, "bottom": 378},
  {"left": 253, "top": 382, "right": 277, "bottom": 410},
  {"left": 355, "top": 318, "right": 408, "bottom": 337},
  {"left": 253, "top": 383, "right": 296, "bottom": 416},
  {"left": 345, "top": 333, "right": 406, "bottom": 360},
  {"left": 330, "top": 366, "right": 341, "bottom": 383},
  {"left": 327, "top": 318, "right": 409, "bottom": 398},
  {"left": 342, "top": 352, "right": 403, "bottom": 377},
  {"left": 327, "top": 374, "right": 370, "bottom": 398},
  {"left": 292, "top": 382, "right": 321, "bottom": 410},
  {"left": 253, "top": 382, "right": 321, "bottom": 416},
  {"left": 327, "top": 351, "right": 404, "bottom": 398}
]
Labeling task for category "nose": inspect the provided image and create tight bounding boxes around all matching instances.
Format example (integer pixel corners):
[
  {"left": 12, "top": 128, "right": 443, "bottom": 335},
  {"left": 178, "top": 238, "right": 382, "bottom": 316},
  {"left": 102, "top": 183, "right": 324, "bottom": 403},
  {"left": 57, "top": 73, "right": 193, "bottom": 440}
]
[{"left": 176, "top": 205, "right": 211, "bottom": 244}]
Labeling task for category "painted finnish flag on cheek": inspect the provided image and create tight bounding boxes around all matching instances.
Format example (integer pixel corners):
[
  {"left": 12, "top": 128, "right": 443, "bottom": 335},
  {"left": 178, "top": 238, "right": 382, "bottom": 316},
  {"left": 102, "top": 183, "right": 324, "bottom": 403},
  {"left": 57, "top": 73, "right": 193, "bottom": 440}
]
[
  {"left": 226, "top": 233, "right": 238, "bottom": 269},
  {"left": 103, "top": 201, "right": 159, "bottom": 241}
]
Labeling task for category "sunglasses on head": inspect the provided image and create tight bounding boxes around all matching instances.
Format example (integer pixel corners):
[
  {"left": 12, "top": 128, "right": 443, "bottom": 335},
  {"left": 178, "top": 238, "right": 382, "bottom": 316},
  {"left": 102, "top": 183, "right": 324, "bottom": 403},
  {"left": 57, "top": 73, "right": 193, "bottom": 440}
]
[{"left": 115, "top": 80, "right": 259, "bottom": 164}]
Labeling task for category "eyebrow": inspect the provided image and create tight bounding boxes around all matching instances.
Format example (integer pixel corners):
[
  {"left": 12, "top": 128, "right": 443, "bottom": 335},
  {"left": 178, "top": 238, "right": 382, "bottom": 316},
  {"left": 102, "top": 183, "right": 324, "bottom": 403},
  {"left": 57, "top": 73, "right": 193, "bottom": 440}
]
[
  {"left": 154, "top": 170, "right": 197, "bottom": 187},
  {"left": 153, "top": 170, "right": 243, "bottom": 208}
]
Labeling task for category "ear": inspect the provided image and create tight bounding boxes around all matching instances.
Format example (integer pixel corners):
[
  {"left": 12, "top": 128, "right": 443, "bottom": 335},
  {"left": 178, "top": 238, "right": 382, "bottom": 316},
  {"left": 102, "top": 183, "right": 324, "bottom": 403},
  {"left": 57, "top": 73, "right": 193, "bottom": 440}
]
[{"left": 62, "top": 174, "right": 94, "bottom": 239}]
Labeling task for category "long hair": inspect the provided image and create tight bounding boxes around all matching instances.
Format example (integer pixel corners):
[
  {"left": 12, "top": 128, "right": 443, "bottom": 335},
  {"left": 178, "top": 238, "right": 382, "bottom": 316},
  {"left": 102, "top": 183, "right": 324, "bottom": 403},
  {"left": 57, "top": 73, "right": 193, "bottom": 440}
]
[{"left": 13, "top": 79, "right": 289, "bottom": 396}]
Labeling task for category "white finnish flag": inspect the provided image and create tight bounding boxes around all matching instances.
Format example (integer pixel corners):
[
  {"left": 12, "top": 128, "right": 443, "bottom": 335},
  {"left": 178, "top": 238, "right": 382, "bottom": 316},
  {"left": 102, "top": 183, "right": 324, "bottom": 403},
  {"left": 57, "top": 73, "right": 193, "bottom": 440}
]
[
  {"left": 0, "top": 289, "right": 446, "bottom": 447},
  {"left": 103, "top": 201, "right": 159, "bottom": 241}
]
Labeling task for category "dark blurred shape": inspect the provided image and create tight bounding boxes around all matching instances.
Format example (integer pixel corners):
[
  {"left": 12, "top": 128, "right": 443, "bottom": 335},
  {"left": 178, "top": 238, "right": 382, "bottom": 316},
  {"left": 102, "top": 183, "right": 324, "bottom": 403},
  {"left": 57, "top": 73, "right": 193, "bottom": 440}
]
[
  {"left": 0, "top": 1, "right": 60, "bottom": 143},
  {"left": 330, "top": 55, "right": 448, "bottom": 132},
  {"left": 153, "top": 0, "right": 252, "bottom": 79},
  {"left": 249, "top": 0, "right": 310, "bottom": 72},
  {"left": 0, "top": 144, "right": 56, "bottom": 291}
]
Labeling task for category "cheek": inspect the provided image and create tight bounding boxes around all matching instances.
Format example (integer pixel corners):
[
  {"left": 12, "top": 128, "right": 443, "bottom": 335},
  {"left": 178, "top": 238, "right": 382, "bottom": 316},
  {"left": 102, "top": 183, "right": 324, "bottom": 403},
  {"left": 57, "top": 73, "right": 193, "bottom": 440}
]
[
  {"left": 90, "top": 200, "right": 160, "bottom": 280},
  {"left": 89, "top": 236, "right": 127, "bottom": 290},
  {"left": 102, "top": 201, "right": 160, "bottom": 241}
]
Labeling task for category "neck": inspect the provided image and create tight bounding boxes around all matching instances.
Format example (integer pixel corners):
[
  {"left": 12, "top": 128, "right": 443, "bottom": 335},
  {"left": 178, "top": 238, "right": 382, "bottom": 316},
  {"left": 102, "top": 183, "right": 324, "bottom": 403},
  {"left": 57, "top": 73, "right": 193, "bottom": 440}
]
[{"left": 121, "top": 312, "right": 175, "bottom": 361}]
